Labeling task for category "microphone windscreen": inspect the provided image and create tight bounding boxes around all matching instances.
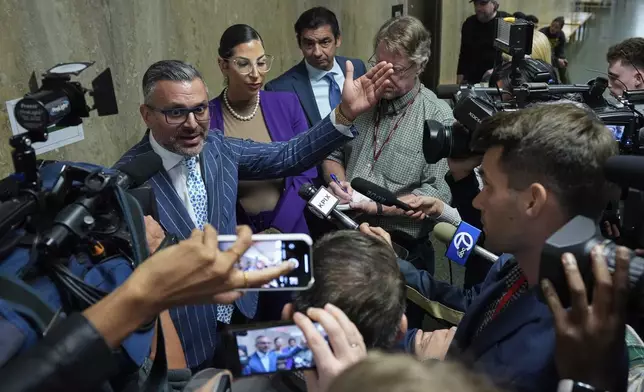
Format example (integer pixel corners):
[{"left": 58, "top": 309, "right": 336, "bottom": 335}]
[
  {"left": 604, "top": 155, "right": 644, "bottom": 191},
  {"left": 350, "top": 178, "right": 398, "bottom": 205},
  {"left": 436, "top": 84, "right": 460, "bottom": 100},
  {"left": 434, "top": 222, "right": 457, "bottom": 244},
  {"left": 298, "top": 183, "right": 317, "bottom": 200},
  {"left": 119, "top": 151, "right": 163, "bottom": 188}
]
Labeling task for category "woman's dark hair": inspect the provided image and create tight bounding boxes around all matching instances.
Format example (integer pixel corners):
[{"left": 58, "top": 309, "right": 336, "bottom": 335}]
[
  {"left": 218, "top": 24, "right": 264, "bottom": 59},
  {"left": 526, "top": 14, "right": 539, "bottom": 24},
  {"left": 294, "top": 7, "right": 340, "bottom": 43},
  {"left": 513, "top": 11, "right": 527, "bottom": 20}
]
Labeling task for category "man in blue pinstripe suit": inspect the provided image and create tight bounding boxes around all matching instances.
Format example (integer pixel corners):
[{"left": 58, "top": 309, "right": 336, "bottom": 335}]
[{"left": 115, "top": 59, "right": 393, "bottom": 370}]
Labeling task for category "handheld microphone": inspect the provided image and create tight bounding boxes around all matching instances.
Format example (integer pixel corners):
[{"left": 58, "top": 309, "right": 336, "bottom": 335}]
[
  {"left": 298, "top": 184, "right": 359, "bottom": 230},
  {"left": 40, "top": 151, "right": 163, "bottom": 254},
  {"left": 350, "top": 178, "right": 412, "bottom": 211},
  {"left": 433, "top": 222, "right": 498, "bottom": 264}
]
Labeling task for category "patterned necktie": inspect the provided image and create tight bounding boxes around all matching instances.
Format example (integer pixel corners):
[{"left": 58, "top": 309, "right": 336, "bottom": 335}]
[
  {"left": 185, "top": 157, "right": 235, "bottom": 324},
  {"left": 325, "top": 73, "right": 342, "bottom": 110}
]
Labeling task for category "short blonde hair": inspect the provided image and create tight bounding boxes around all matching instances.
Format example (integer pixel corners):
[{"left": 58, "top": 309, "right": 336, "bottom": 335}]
[
  {"left": 501, "top": 30, "right": 552, "bottom": 64},
  {"left": 374, "top": 16, "right": 431, "bottom": 71},
  {"left": 329, "top": 352, "right": 500, "bottom": 392}
]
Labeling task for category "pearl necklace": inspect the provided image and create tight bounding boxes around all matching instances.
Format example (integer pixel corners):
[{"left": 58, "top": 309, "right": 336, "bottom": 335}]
[{"left": 223, "top": 87, "right": 260, "bottom": 121}]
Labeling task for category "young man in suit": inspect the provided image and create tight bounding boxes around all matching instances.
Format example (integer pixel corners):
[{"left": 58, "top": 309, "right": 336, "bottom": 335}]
[
  {"left": 366, "top": 104, "right": 627, "bottom": 392},
  {"left": 265, "top": 7, "right": 367, "bottom": 127},
  {"left": 115, "top": 59, "right": 393, "bottom": 371}
]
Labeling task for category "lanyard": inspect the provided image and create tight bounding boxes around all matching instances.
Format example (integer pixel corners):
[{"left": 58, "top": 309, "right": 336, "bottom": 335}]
[
  {"left": 493, "top": 275, "right": 527, "bottom": 318},
  {"left": 371, "top": 87, "right": 421, "bottom": 168}
]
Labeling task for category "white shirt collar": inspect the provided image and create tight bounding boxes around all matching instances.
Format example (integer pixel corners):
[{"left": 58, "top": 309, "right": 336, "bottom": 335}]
[
  {"left": 149, "top": 131, "right": 186, "bottom": 172},
  {"left": 256, "top": 350, "right": 269, "bottom": 359},
  {"left": 305, "top": 58, "right": 342, "bottom": 82}
]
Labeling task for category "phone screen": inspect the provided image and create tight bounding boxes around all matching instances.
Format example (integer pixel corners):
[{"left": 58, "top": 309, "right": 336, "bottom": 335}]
[
  {"left": 231, "top": 323, "right": 326, "bottom": 376},
  {"left": 606, "top": 124, "right": 625, "bottom": 141},
  {"left": 219, "top": 237, "right": 313, "bottom": 289}
]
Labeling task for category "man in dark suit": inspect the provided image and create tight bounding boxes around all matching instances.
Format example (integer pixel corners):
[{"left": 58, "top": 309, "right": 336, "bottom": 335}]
[
  {"left": 265, "top": 7, "right": 367, "bottom": 127},
  {"left": 385, "top": 104, "right": 627, "bottom": 392},
  {"left": 115, "top": 59, "right": 392, "bottom": 371}
]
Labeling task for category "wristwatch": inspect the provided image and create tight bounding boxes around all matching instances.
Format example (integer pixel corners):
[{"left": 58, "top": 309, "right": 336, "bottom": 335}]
[
  {"left": 335, "top": 105, "right": 353, "bottom": 126},
  {"left": 557, "top": 380, "right": 608, "bottom": 392}
]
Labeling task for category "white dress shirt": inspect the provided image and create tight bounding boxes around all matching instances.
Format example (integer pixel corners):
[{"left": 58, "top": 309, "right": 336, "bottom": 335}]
[
  {"left": 149, "top": 132, "right": 202, "bottom": 227},
  {"left": 305, "top": 58, "right": 346, "bottom": 120},
  {"left": 256, "top": 350, "right": 271, "bottom": 372}
]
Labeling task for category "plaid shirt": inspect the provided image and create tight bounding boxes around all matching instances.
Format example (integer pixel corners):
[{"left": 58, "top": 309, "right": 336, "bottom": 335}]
[
  {"left": 627, "top": 324, "right": 644, "bottom": 392},
  {"left": 327, "top": 80, "right": 454, "bottom": 238}
]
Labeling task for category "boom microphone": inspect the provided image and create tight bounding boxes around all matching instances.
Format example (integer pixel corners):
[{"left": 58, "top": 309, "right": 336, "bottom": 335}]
[
  {"left": 604, "top": 155, "right": 644, "bottom": 191},
  {"left": 433, "top": 222, "right": 498, "bottom": 263},
  {"left": 350, "top": 178, "right": 412, "bottom": 211},
  {"left": 436, "top": 84, "right": 462, "bottom": 100},
  {"left": 298, "top": 183, "right": 359, "bottom": 230},
  {"left": 40, "top": 151, "right": 163, "bottom": 254}
]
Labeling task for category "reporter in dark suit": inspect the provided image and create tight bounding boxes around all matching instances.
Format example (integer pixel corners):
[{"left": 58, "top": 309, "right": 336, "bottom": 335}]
[
  {"left": 265, "top": 7, "right": 367, "bottom": 127},
  {"left": 390, "top": 104, "right": 627, "bottom": 392}
]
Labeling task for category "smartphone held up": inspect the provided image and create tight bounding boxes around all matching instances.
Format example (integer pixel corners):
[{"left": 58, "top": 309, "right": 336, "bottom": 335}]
[
  {"left": 226, "top": 321, "right": 328, "bottom": 377},
  {"left": 218, "top": 234, "right": 314, "bottom": 290}
]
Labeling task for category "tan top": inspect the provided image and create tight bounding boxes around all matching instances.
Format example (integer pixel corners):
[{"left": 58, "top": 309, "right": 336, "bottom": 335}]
[{"left": 222, "top": 105, "right": 284, "bottom": 215}]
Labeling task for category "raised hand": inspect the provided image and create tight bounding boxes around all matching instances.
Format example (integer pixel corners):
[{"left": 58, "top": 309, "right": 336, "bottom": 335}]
[
  {"left": 339, "top": 60, "right": 394, "bottom": 121},
  {"left": 541, "top": 246, "right": 630, "bottom": 391},
  {"left": 294, "top": 304, "right": 367, "bottom": 392}
]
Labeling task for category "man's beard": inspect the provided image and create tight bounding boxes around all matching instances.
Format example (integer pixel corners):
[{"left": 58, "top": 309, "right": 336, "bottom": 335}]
[{"left": 165, "top": 130, "right": 206, "bottom": 157}]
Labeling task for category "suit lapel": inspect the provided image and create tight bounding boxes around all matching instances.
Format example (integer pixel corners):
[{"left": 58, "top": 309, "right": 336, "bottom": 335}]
[
  {"left": 114, "top": 135, "right": 196, "bottom": 240},
  {"left": 201, "top": 137, "right": 230, "bottom": 230},
  {"left": 291, "top": 60, "right": 321, "bottom": 126},
  {"left": 451, "top": 279, "right": 505, "bottom": 349},
  {"left": 149, "top": 170, "right": 195, "bottom": 239},
  {"left": 465, "top": 289, "right": 550, "bottom": 361}
]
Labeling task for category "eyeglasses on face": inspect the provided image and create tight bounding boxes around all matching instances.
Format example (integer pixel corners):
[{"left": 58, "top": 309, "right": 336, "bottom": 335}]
[
  {"left": 224, "top": 54, "right": 274, "bottom": 75},
  {"left": 368, "top": 53, "right": 415, "bottom": 77},
  {"left": 146, "top": 104, "right": 210, "bottom": 125}
]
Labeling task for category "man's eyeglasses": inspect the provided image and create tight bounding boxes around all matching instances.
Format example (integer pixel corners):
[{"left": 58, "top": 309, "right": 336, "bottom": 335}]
[
  {"left": 147, "top": 104, "right": 210, "bottom": 125},
  {"left": 368, "top": 53, "right": 415, "bottom": 77},
  {"left": 223, "top": 55, "right": 274, "bottom": 75}
]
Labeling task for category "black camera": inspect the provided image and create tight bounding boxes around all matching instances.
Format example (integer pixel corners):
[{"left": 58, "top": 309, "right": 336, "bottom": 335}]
[
  {"left": 539, "top": 215, "right": 644, "bottom": 308},
  {"left": 423, "top": 17, "right": 644, "bottom": 164},
  {"left": 423, "top": 88, "right": 498, "bottom": 163}
]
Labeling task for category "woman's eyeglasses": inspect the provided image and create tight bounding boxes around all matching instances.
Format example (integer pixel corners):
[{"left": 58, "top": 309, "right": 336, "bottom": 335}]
[{"left": 224, "top": 55, "right": 274, "bottom": 75}]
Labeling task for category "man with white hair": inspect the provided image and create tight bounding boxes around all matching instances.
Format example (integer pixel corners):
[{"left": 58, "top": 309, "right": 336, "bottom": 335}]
[
  {"left": 322, "top": 16, "right": 454, "bottom": 291},
  {"left": 457, "top": 0, "right": 510, "bottom": 84}
]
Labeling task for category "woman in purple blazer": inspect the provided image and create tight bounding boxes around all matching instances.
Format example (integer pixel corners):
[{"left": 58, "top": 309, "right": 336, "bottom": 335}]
[{"left": 209, "top": 24, "right": 316, "bottom": 237}]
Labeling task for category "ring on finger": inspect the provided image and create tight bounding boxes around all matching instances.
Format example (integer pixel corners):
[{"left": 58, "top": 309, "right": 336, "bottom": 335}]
[{"left": 243, "top": 271, "right": 249, "bottom": 288}]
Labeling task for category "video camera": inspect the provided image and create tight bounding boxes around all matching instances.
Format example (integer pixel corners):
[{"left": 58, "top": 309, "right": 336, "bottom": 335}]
[
  {"left": 0, "top": 62, "right": 160, "bottom": 313},
  {"left": 423, "top": 18, "right": 644, "bottom": 163}
]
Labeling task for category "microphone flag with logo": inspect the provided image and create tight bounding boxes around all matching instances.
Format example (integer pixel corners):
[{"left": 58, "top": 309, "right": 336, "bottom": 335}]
[{"left": 445, "top": 221, "right": 482, "bottom": 265}]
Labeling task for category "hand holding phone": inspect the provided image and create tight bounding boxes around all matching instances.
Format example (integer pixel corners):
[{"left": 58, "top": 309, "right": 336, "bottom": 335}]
[
  {"left": 294, "top": 304, "right": 367, "bottom": 392},
  {"left": 218, "top": 234, "right": 314, "bottom": 290}
]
